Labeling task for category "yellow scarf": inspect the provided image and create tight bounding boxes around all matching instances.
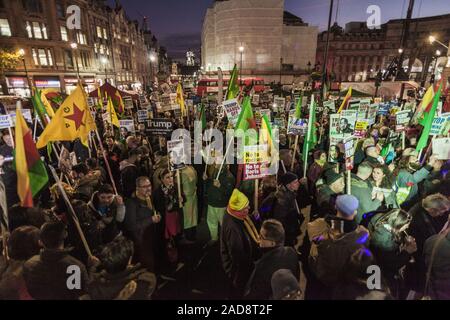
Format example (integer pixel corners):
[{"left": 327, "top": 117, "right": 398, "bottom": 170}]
[
  {"left": 227, "top": 210, "right": 260, "bottom": 245},
  {"left": 135, "top": 192, "right": 157, "bottom": 215}
]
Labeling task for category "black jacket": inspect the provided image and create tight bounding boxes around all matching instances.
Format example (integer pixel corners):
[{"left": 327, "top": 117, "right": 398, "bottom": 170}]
[
  {"left": 245, "top": 246, "right": 299, "bottom": 300},
  {"left": 220, "top": 213, "right": 256, "bottom": 291},
  {"left": 120, "top": 161, "right": 139, "bottom": 199},
  {"left": 23, "top": 248, "right": 89, "bottom": 300},
  {"left": 273, "top": 186, "right": 301, "bottom": 246},
  {"left": 89, "top": 264, "right": 156, "bottom": 300},
  {"left": 124, "top": 196, "right": 155, "bottom": 244}
]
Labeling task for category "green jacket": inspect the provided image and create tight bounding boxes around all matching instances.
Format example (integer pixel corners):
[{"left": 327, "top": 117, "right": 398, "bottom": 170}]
[
  {"left": 206, "top": 170, "right": 235, "bottom": 208},
  {"left": 351, "top": 174, "right": 382, "bottom": 223}
]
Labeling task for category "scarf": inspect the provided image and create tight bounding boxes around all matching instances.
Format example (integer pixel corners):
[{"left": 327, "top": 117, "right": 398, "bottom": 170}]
[
  {"left": 227, "top": 208, "right": 260, "bottom": 245},
  {"left": 314, "top": 159, "right": 326, "bottom": 167},
  {"left": 135, "top": 192, "right": 156, "bottom": 215}
]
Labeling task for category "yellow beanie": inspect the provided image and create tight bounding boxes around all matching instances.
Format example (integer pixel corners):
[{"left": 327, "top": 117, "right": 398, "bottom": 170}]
[{"left": 228, "top": 189, "right": 249, "bottom": 212}]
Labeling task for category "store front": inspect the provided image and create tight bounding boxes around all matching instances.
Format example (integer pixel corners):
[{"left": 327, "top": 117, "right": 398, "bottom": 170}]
[
  {"left": 34, "top": 76, "right": 61, "bottom": 91},
  {"left": 6, "top": 76, "right": 31, "bottom": 97},
  {"left": 64, "top": 77, "right": 78, "bottom": 94},
  {"left": 83, "top": 77, "right": 96, "bottom": 93}
]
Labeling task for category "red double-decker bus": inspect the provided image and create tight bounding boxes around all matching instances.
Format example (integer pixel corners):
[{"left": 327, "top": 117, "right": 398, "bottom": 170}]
[{"left": 196, "top": 77, "right": 266, "bottom": 96}]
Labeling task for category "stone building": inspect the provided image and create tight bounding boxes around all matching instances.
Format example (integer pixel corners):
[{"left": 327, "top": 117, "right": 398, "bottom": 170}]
[
  {"left": 0, "top": 0, "right": 165, "bottom": 96},
  {"left": 201, "top": 0, "right": 318, "bottom": 83}
]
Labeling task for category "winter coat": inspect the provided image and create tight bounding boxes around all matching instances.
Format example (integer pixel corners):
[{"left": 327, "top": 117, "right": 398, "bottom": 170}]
[
  {"left": 395, "top": 166, "right": 431, "bottom": 209},
  {"left": 205, "top": 170, "right": 235, "bottom": 208},
  {"left": 350, "top": 174, "right": 382, "bottom": 223},
  {"left": 273, "top": 185, "right": 301, "bottom": 246},
  {"left": 424, "top": 232, "right": 450, "bottom": 300},
  {"left": 89, "top": 264, "right": 156, "bottom": 300},
  {"left": 0, "top": 144, "right": 19, "bottom": 207},
  {"left": 0, "top": 259, "right": 32, "bottom": 300},
  {"left": 74, "top": 170, "right": 101, "bottom": 201},
  {"left": 123, "top": 196, "right": 156, "bottom": 245},
  {"left": 220, "top": 213, "right": 256, "bottom": 291},
  {"left": 244, "top": 246, "right": 299, "bottom": 300},
  {"left": 120, "top": 160, "right": 139, "bottom": 199},
  {"left": 88, "top": 191, "right": 125, "bottom": 245},
  {"left": 23, "top": 248, "right": 89, "bottom": 300},
  {"left": 180, "top": 166, "right": 198, "bottom": 229},
  {"left": 316, "top": 184, "right": 340, "bottom": 217}
]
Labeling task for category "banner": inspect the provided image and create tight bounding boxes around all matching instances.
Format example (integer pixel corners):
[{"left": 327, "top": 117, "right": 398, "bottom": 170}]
[
  {"left": 146, "top": 118, "right": 173, "bottom": 136},
  {"left": 223, "top": 99, "right": 241, "bottom": 127},
  {"left": 430, "top": 112, "right": 450, "bottom": 136},
  {"left": 137, "top": 110, "right": 149, "bottom": 122},
  {"left": 167, "top": 139, "right": 187, "bottom": 171},
  {"left": 432, "top": 137, "right": 450, "bottom": 160}
]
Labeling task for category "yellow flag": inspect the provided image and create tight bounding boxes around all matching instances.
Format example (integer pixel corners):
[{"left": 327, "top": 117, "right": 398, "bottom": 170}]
[
  {"left": 106, "top": 94, "right": 120, "bottom": 128},
  {"left": 40, "top": 90, "right": 55, "bottom": 118},
  {"left": 176, "top": 83, "right": 186, "bottom": 117},
  {"left": 36, "top": 85, "right": 96, "bottom": 149}
]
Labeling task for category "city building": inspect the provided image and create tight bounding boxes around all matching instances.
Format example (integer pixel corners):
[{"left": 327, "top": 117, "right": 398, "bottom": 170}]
[
  {"left": 0, "top": 0, "right": 167, "bottom": 97},
  {"left": 316, "top": 14, "right": 450, "bottom": 84},
  {"left": 201, "top": 0, "right": 318, "bottom": 84}
]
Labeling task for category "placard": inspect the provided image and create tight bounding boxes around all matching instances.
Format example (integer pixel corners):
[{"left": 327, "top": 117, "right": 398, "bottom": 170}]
[
  {"left": 323, "top": 100, "right": 336, "bottom": 112},
  {"left": 274, "top": 97, "right": 286, "bottom": 111},
  {"left": 344, "top": 136, "right": 355, "bottom": 170},
  {"left": 146, "top": 118, "right": 173, "bottom": 136},
  {"left": 244, "top": 144, "right": 269, "bottom": 164},
  {"left": 138, "top": 95, "right": 148, "bottom": 108},
  {"left": 124, "top": 96, "right": 134, "bottom": 109},
  {"left": 367, "top": 104, "right": 378, "bottom": 125},
  {"left": 430, "top": 112, "right": 450, "bottom": 136},
  {"left": 223, "top": 99, "right": 241, "bottom": 127},
  {"left": 328, "top": 136, "right": 343, "bottom": 163},
  {"left": 432, "top": 138, "right": 450, "bottom": 160},
  {"left": 119, "top": 119, "right": 135, "bottom": 134},
  {"left": 395, "top": 110, "right": 411, "bottom": 132},
  {"left": 167, "top": 139, "right": 187, "bottom": 171},
  {"left": 137, "top": 110, "right": 149, "bottom": 122},
  {"left": 243, "top": 162, "right": 270, "bottom": 180},
  {"left": 252, "top": 94, "right": 260, "bottom": 106},
  {"left": 353, "top": 120, "right": 369, "bottom": 138},
  {"left": 287, "top": 110, "right": 308, "bottom": 136},
  {"left": 0, "top": 110, "right": 33, "bottom": 129}
]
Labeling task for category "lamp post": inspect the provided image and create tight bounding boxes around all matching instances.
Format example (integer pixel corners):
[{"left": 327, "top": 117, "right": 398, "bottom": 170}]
[
  {"left": 70, "top": 42, "right": 81, "bottom": 80},
  {"left": 18, "top": 48, "right": 32, "bottom": 96},
  {"left": 101, "top": 57, "right": 108, "bottom": 84},
  {"left": 430, "top": 49, "right": 441, "bottom": 84},
  {"left": 239, "top": 45, "right": 244, "bottom": 85},
  {"left": 429, "top": 35, "right": 449, "bottom": 50}
]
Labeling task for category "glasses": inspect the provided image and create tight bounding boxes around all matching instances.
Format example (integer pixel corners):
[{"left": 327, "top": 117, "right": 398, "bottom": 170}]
[{"left": 138, "top": 184, "right": 152, "bottom": 189}]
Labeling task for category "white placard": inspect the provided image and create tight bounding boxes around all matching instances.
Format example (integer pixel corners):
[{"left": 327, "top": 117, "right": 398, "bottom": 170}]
[
  {"left": 223, "top": 99, "right": 241, "bottom": 127},
  {"left": 432, "top": 138, "right": 450, "bottom": 160}
]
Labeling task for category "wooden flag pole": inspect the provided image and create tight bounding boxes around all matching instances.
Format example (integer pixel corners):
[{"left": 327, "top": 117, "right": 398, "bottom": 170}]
[
  {"left": 215, "top": 138, "right": 233, "bottom": 180},
  {"left": 176, "top": 169, "right": 183, "bottom": 208},
  {"left": 346, "top": 169, "right": 351, "bottom": 195},
  {"left": 281, "top": 159, "right": 287, "bottom": 174},
  {"left": 48, "top": 165, "right": 92, "bottom": 257},
  {"left": 402, "top": 131, "right": 406, "bottom": 150},
  {"left": 94, "top": 129, "right": 118, "bottom": 195},
  {"left": 254, "top": 179, "right": 259, "bottom": 215},
  {"left": 291, "top": 135, "right": 299, "bottom": 172}
]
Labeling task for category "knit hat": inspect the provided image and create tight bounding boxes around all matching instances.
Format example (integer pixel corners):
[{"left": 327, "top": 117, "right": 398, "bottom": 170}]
[
  {"left": 280, "top": 172, "right": 298, "bottom": 186},
  {"left": 227, "top": 189, "right": 249, "bottom": 212},
  {"left": 324, "top": 169, "right": 343, "bottom": 185},
  {"left": 335, "top": 194, "right": 359, "bottom": 218},
  {"left": 271, "top": 269, "right": 300, "bottom": 300}
]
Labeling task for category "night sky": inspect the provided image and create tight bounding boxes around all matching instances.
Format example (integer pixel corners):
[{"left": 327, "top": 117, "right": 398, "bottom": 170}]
[{"left": 108, "top": 0, "right": 450, "bottom": 61}]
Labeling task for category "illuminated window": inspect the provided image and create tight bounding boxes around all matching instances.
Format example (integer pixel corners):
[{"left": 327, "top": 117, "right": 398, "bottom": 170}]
[
  {"left": 47, "top": 49, "right": 53, "bottom": 66},
  {"left": 60, "top": 26, "right": 68, "bottom": 41},
  {"left": 26, "top": 21, "right": 32, "bottom": 38},
  {"left": 103, "top": 28, "right": 107, "bottom": 39},
  {"left": 76, "top": 31, "right": 87, "bottom": 45},
  {"left": 32, "top": 48, "right": 38, "bottom": 65},
  {"left": 96, "top": 26, "right": 102, "bottom": 38},
  {"left": 0, "top": 18, "right": 11, "bottom": 36},
  {"left": 38, "top": 48, "right": 47, "bottom": 65},
  {"left": 33, "top": 21, "right": 42, "bottom": 39}
]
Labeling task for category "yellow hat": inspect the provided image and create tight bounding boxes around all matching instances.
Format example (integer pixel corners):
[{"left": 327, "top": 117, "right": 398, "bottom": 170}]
[{"left": 228, "top": 189, "right": 249, "bottom": 212}]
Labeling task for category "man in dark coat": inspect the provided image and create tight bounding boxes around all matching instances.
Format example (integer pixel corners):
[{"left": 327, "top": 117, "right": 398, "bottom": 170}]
[
  {"left": 120, "top": 148, "right": 143, "bottom": 199},
  {"left": 23, "top": 221, "right": 95, "bottom": 300},
  {"left": 273, "top": 172, "right": 301, "bottom": 247},
  {"left": 221, "top": 189, "right": 260, "bottom": 298},
  {"left": 0, "top": 130, "right": 18, "bottom": 207},
  {"left": 245, "top": 219, "right": 300, "bottom": 299},
  {"left": 316, "top": 169, "right": 345, "bottom": 218}
]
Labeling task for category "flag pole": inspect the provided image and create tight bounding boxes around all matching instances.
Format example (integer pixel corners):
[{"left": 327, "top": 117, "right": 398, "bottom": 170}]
[
  {"left": 94, "top": 129, "right": 118, "bottom": 195},
  {"left": 48, "top": 165, "right": 92, "bottom": 257},
  {"left": 176, "top": 169, "right": 183, "bottom": 208},
  {"left": 215, "top": 138, "right": 233, "bottom": 180},
  {"left": 347, "top": 169, "right": 351, "bottom": 195},
  {"left": 0, "top": 181, "right": 9, "bottom": 262},
  {"left": 291, "top": 135, "right": 299, "bottom": 172}
]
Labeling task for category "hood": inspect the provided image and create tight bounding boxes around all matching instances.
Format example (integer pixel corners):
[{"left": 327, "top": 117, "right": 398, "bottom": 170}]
[{"left": 119, "top": 160, "right": 136, "bottom": 171}]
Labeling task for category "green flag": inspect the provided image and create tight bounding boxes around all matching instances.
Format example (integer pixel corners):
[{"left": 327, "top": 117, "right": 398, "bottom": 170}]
[
  {"left": 235, "top": 96, "right": 254, "bottom": 132},
  {"left": 199, "top": 103, "right": 206, "bottom": 130},
  {"left": 416, "top": 82, "right": 442, "bottom": 152},
  {"left": 295, "top": 92, "right": 303, "bottom": 119},
  {"left": 302, "top": 96, "right": 318, "bottom": 167},
  {"left": 226, "top": 64, "right": 239, "bottom": 100},
  {"left": 31, "top": 88, "right": 49, "bottom": 126}
]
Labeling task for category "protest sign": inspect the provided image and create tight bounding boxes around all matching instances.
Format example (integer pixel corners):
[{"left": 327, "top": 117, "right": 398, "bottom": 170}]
[
  {"left": 167, "top": 139, "right": 187, "bottom": 171},
  {"left": 367, "top": 104, "right": 378, "bottom": 125},
  {"left": 432, "top": 138, "right": 450, "bottom": 160},
  {"left": 328, "top": 136, "right": 343, "bottom": 163},
  {"left": 0, "top": 115, "right": 12, "bottom": 129},
  {"left": 430, "top": 112, "right": 450, "bottom": 136},
  {"left": 353, "top": 120, "right": 369, "bottom": 138},
  {"left": 223, "top": 99, "right": 241, "bottom": 127},
  {"left": 339, "top": 110, "right": 357, "bottom": 136},
  {"left": 87, "top": 97, "right": 95, "bottom": 107},
  {"left": 323, "top": 100, "right": 336, "bottom": 112},
  {"left": 395, "top": 110, "right": 411, "bottom": 132},
  {"left": 274, "top": 97, "right": 286, "bottom": 111},
  {"left": 243, "top": 144, "right": 269, "bottom": 180},
  {"left": 137, "top": 110, "right": 149, "bottom": 122},
  {"left": 124, "top": 96, "right": 133, "bottom": 109},
  {"left": 119, "top": 119, "right": 135, "bottom": 134},
  {"left": 252, "top": 94, "right": 260, "bottom": 106},
  {"left": 343, "top": 136, "right": 355, "bottom": 170},
  {"left": 243, "top": 162, "right": 270, "bottom": 180},
  {"left": 287, "top": 110, "right": 308, "bottom": 135},
  {"left": 1, "top": 110, "right": 33, "bottom": 129},
  {"left": 357, "top": 99, "right": 370, "bottom": 120},
  {"left": 377, "top": 103, "right": 391, "bottom": 115},
  {"left": 138, "top": 95, "right": 149, "bottom": 108},
  {"left": 348, "top": 100, "right": 360, "bottom": 111},
  {"left": 146, "top": 118, "right": 173, "bottom": 136}
]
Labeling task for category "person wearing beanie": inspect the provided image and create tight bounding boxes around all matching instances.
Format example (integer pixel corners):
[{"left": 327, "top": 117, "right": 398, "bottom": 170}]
[
  {"left": 307, "top": 150, "right": 327, "bottom": 195},
  {"left": 273, "top": 172, "right": 302, "bottom": 247},
  {"left": 316, "top": 169, "right": 345, "bottom": 218},
  {"left": 244, "top": 220, "right": 300, "bottom": 300},
  {"left": 221, "top": 189, "right": 260, "bottom": 298},
  {"left": 270, "top": 269, "right": 302, "bottom": 300},
  {"left": 307, "top": 194, "right": 370, "bottom": 298}
]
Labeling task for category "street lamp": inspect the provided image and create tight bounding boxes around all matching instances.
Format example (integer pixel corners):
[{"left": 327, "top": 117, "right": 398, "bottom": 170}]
[
  {"left": 431, "top": 49, "right": 442, "bottom": 84},
  {"left": 70, "top": 42, "right": 80, "bottom": 80},
  {"left": 101, "top": 57, "right": 108, "bottom": 83},
  {"left": 238, "top": 45, "right": 244, "bottom": 85},
  {"left": 149, "top": 53, "right": 156, "bottom": 90},
  {"left": 398, "top": 48, "right": 404, "bottom": 54},
  {"left": 429, "top": 35, "right": 449, "bottom": 50},
  {"left": 18, "top": 48, "right": 32, "bottom": 96}
]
